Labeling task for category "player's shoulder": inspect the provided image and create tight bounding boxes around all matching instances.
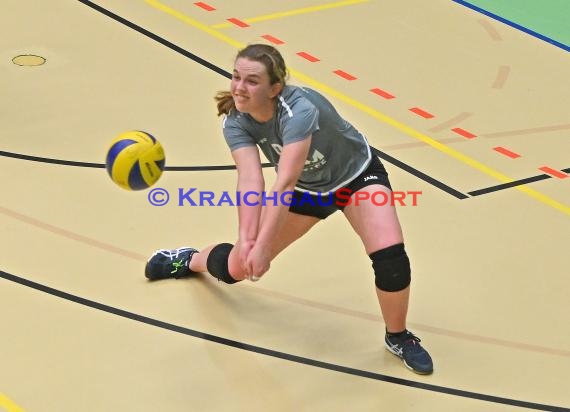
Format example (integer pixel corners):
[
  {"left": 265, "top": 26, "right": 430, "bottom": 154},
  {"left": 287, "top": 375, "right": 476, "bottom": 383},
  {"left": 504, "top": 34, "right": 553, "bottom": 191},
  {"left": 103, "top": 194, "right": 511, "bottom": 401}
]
[
  {"left": 279, "top": 85, "right": 313, "bottom": 103},
  {"left": 222, "top": 108, "right": 251, "bottom": 129},
  {"left": 278, "top": 85, "right": 318, "bottom": 115}
]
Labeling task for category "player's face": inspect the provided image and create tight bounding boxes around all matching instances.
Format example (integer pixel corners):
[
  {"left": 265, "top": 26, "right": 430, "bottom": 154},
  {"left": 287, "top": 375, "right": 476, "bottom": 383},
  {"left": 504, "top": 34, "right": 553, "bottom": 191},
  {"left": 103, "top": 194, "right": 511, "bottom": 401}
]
[{"left": 231, "top": 58, "right": 282, "bottom": 122}]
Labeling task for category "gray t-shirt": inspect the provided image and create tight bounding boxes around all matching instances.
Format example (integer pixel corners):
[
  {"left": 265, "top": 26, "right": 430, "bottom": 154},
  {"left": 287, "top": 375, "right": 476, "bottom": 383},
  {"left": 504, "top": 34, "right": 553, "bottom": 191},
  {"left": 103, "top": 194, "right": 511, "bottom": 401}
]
[{"left": 222, "top": 85, "right": 371, "bottom": 193}]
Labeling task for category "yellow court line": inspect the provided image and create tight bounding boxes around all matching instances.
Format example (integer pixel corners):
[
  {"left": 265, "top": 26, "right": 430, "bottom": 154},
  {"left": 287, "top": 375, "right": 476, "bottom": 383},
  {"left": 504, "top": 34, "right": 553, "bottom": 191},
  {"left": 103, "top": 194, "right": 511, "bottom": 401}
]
[
  {"left": 0, "top": 394, "right": 25, "bottom": 412},
  {"left": 146, "top": 0, "right": 244, "bottom": 49},
  {"left": 145, "top": 0, "right": 570, "bottom": 217},
  {"left": 212, "top": 0, "right": 369, "bottom": 29},
  {"left": 288, "top": 69, "right": 570, "bottom": 215}
]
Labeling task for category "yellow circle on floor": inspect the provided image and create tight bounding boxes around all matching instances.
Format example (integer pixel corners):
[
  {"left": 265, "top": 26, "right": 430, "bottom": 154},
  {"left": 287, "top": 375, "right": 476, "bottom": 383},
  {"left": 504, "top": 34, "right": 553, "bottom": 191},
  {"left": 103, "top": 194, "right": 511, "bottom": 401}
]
[{"left": 12, "top": 54, "right": 46, "bottom": 66}]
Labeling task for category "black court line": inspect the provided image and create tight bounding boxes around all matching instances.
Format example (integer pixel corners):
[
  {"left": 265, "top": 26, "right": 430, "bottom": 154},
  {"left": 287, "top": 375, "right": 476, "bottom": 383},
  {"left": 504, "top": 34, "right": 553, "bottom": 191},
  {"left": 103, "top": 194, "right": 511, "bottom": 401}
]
[
  {"left": 0, "top": 150, "right": 106, "bottom": 169},
  {"left": 371, "top": 148, "right": 468, "bottom": 199},
  {"left": 72, "top": 0, "right": 468, "bottom": 200},
  {"left": 469, "top": 167, "right": 570, "bottom": 196},
  {"left": 0, "top": 149, "right": 265, "bottom": 171},
  {"left": 0, "top": 147, "right": 467, "bottom": 198},
  {"left": 1, "top": 270, "right": 567, "bottom": 412}
]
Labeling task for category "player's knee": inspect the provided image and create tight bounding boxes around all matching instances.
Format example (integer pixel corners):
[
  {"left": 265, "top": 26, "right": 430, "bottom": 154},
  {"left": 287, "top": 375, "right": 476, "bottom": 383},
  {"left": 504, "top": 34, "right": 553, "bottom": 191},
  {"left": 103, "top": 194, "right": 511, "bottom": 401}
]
[
  {"left": 206, "top": 243, "right": 242, "bottom": 284},
  {"left": 369, "top": 243, "right": 411, "bottom": 292}
]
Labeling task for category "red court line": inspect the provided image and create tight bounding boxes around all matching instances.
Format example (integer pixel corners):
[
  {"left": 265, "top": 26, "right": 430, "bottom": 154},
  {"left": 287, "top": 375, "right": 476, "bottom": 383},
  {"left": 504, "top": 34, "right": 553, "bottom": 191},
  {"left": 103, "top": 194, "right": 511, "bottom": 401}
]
[
  {"left": 235, "top": 20, "right": 538, "bottom": 169},
  {"left": 194, "top": 2, "right": 215, "bottom": 11},
  {"left": 409, "top": 107, "right": 434, "bottom": 119},
  {"left": 227, "top": 18, "right": 249, "bottom": 28},
  {"left": 333, "top": 70, "right": 357, "bottom": 80},
  {"left": 297, "top": 52, "right": 320, "bottom": 62},
  {"left": 261, "top": 34, "right": 285, "bottom": 45},
  {"left": 539, "top": 167, "right": 568, "bottom": 179},
  {"left": 370, "top": 88, "right": 395, "bottom": 99},
  {"left": 451, "top": 127, "right": 477, "bottom": 139},
  {"left": 493, "top": 146, "right": 521, "bottom": 159}
]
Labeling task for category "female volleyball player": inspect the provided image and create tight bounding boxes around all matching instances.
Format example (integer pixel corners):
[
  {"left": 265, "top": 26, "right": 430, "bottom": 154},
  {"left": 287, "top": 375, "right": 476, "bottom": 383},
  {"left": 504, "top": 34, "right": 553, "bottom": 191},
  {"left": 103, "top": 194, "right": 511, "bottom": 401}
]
[{"left": 145, "top": 44, "right": 433, "bottom": 374}]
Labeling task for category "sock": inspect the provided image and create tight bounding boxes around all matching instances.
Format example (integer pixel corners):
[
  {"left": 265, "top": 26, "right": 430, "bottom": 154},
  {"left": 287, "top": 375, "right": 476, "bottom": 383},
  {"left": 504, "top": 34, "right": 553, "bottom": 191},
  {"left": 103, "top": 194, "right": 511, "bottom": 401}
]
[
  {"left": 386, "top": 329, "right": 407, "bottom": 338},
  {"left": 186, "top": 250, "right": 198, "bottom": 273}
]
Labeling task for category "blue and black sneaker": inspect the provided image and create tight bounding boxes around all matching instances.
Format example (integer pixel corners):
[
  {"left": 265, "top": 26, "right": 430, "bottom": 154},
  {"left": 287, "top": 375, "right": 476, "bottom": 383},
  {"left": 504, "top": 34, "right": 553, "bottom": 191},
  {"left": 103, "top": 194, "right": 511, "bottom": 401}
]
[
  {"left": 145, "top": 247, "right": 198, "bottom": 280},
  {"left": 385, "top": 330, "right": 434, "bottom": 374}
]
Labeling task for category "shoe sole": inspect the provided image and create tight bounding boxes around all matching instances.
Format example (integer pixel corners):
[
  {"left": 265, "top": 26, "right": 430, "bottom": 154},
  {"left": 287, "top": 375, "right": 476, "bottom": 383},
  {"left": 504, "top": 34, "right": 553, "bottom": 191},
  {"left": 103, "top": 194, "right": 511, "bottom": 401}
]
[{"left": 384, "top": 342, "right": 433, "bottom": 375}]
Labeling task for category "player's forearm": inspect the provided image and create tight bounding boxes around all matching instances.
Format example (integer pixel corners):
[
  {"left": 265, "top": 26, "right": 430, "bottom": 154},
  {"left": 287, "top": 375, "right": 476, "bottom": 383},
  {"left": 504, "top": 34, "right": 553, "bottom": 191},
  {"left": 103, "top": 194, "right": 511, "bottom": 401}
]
[
  {"left": 255, "top": 181, "right": 296, "bottom": 249},
  {"left": 237, "top": 178, "right": 264, "bottom": 242}
]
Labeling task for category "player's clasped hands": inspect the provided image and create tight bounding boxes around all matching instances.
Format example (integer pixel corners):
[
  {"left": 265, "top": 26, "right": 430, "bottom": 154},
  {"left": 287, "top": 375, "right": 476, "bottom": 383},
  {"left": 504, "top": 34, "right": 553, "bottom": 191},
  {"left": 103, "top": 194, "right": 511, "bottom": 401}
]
[{"left": 243, "top": 242, "right": 270, "bottom": 282}]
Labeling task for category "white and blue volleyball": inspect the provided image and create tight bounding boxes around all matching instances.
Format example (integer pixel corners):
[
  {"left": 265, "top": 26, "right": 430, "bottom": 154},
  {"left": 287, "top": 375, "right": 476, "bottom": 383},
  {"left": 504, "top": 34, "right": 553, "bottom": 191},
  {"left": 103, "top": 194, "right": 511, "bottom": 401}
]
[{"left": 105, "top": 130, "right": 165, "bottom": 191}]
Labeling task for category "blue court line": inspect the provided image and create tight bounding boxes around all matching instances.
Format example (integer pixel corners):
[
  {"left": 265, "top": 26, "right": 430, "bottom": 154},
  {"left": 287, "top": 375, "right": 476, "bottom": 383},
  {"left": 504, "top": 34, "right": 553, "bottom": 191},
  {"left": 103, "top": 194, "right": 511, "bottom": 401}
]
[{"left": 452, "top": 0, "right": 570, "bottom": 52}]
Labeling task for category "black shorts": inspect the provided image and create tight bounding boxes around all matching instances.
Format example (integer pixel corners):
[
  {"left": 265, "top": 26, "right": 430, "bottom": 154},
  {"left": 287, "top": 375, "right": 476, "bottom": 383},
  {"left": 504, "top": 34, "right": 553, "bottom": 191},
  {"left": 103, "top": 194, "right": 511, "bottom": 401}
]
[{"left": 289, "top": 155, "right": 392, "bottom": 220}]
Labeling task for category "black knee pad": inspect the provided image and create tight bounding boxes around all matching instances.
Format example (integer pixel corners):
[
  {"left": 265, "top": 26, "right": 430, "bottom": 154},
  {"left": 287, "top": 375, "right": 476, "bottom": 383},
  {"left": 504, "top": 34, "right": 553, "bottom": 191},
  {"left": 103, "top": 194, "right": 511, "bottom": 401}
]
[
  {"left": 206, "top": 243, "right": 240, "bottom": 284},
  {"left": 369, "top": 243, "right": 411, "bottom": 292}
]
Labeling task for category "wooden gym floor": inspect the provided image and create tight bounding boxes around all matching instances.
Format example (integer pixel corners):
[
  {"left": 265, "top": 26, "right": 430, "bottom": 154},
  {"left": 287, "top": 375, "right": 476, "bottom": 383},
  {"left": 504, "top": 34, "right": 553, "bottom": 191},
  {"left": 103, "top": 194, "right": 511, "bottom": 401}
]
[{"left": 1, "top": 0, "right": 569, "bottom": 411}]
